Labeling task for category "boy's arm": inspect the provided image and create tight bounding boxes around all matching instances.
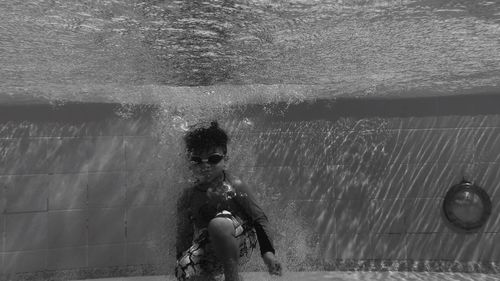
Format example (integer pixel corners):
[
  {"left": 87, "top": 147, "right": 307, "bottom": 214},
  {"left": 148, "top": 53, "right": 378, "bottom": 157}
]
[
  {"left": 176, "top": 188, "right": 193, "bottom": 259},
  {"left": 232, "top": 180, "right": 275, "bottom": 256}
]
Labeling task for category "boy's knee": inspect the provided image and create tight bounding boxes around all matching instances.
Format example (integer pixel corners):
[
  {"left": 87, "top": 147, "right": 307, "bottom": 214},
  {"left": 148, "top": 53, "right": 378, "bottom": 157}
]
[{"left": 208, "top": 217, "right": 234, "bottom": 238}]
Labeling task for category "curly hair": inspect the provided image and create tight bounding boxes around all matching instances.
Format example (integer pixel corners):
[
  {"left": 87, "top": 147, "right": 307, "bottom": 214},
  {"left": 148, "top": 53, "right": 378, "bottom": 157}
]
[{"left": 183, "top": 121, "right": 229, "bottom": 154}]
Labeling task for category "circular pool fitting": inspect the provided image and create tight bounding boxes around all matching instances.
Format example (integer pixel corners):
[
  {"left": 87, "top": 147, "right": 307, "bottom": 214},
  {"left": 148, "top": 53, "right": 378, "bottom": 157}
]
[{"left": 442, "top": 180, "right": 492, "bottom": 232}]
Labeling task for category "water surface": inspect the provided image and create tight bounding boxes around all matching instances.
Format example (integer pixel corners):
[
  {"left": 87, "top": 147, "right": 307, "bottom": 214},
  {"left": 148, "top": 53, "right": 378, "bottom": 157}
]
[{"left": 2, "top": 0, "right": 500, "bottom": 104}]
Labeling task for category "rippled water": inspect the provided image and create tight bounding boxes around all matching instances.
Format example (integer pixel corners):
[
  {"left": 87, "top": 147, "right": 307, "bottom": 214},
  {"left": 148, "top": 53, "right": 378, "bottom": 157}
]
[{"left": 1, "top": 0, "right": 500, "bottom": 103}]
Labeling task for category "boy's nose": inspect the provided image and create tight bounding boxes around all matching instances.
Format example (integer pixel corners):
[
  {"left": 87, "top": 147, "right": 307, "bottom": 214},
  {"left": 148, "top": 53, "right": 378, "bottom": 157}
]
[{"left": 200, "top": 162, "right": 211, "bottom": 169}]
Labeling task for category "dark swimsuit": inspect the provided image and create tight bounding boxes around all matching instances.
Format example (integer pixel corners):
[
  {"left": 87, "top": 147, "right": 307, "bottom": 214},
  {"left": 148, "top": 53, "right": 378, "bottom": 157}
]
[{"left": 175, "top": 172, "right": 275, "bottom": 280}]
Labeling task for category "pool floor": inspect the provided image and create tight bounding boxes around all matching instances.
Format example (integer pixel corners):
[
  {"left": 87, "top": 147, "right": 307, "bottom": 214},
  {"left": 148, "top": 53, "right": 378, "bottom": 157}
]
[{"left": 71, "top": 271, "right": 500, "bottom": 281}]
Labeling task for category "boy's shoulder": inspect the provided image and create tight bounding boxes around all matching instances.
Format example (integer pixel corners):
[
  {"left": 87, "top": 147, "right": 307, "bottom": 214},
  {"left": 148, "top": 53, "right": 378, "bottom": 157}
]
[
  {"left": 179, "top": 185, "right": 196, "bottom": 200},
  {"left": 225, "top": 173, "right": 250, "bottom": 192},
  {"left": 225, "top": 172, "right": 243, "bottom": 185}
]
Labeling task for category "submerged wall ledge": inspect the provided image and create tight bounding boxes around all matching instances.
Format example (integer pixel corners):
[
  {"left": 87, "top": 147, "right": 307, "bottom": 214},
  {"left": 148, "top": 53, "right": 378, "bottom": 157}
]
[
  {"left": 312, "top": 260, "right": 500, "bottom": 273},
  {"left": 6, "top": 260, "right": 500, "bottom": 281},
  {"left": 1, "top": 92, "right": 500, "bottom": 121},
  {"left": 0, "top": 103, "right": 157, "bottom": 122},
  {"left": 245, "top": 92, "right": 500, "bottom": 121}
]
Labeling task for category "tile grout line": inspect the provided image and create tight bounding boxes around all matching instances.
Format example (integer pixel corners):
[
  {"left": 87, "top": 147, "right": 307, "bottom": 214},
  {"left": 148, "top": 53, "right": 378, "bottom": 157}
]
[{"left": 86, "top": 169, "right": 90, "bottom": 268}]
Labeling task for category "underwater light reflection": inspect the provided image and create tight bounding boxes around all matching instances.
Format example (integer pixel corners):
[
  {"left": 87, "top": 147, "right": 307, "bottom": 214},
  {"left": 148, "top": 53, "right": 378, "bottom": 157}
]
[{"left": 2, "top": 0, "right": 500, "bottom": 100}]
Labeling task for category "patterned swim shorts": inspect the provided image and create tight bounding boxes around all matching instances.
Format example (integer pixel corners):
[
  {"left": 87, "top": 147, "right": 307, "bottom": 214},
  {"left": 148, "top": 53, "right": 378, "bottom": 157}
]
[{"left": 175, "top": 211, "right": 258, "bottom": 281}]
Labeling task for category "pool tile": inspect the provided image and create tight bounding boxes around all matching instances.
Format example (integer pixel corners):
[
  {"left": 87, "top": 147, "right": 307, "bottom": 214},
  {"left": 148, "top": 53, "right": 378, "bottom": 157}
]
[
  {"left": 483, "top": 201, "right": 500, "bottom": 233},
  {"left": 88, "top": 137, "right": 125, "bottom": 172},
  {"left": 45, "top": 138, "right": 92, "bottom": 173},
  {"left": 318, "top": 233, "right": 336, "bottom": 262},
  {"left": 126, "top": 206, "right": 164, "bottom": 242},
  {"left": 123, "top": 114, "right": 155, "bottom": 137},
  {"left": 440, "top": 115, "right": 479, "bottom": 129},
  {"left": 433, "top": 163, "right": 477, "bottom": 196},
  {"left": 488, "top": 233, "right": 500, "bottom": 261},
  {"left": 342, "top": 168, "right": 376, "bottom": 200},
  {"left": 273, "top": 201, "right": 322, "bottom": 262},
  {"left": 0, "top": 138, "right": 48, "bottom": 174},
  {"left": 88, "top": 208, "right": 125, "bottom": 245},
  {"left": 251, "top": 119, "right": 339, "bottom": 134},
  {"left": 31, "top": 121, "right": 87, "bottom": 138},
  {"left": 5, "top": 213, "right": 48, "bottom": 251},
  {"left": 335, "top": 199, "right": 373, "bottom": 235},
  {"left": 126, "top": 170, "right": 166, "bottom": 206},
  {"left": 219, "top": 118, "right": 259, "bottom": 134},
  {"left": 251, "top": 132, "right": 290, "bottom": 167},
  {"left": 84, "top": 117, "right": 127, "bottom": 137},
  {"left": 337, "top": 233, "right": 372, "bottom": 260},
  {"left": 0, "top": 183, "right": 5, "bottom": 213},
  {"left": 468, "top": 233, "right": 500, "bottom": 262},
  {"left": 126, "top": 242, "right": 164, "bottom": 265},
  {"left": 0, "top": 214, "right": 4, "bottom": 252},
  {"left": 406, "top": 233, "right": 442, "bottom": 260},
  {"left": 401, "top": 115, "right": 480, "bottom": 129},
  {"left": 372, "top": 234, "right": 406, "bottom": 259},
  {"left": 124, "top": 137, "right": 169, "bottom": 171},
  {"left": 404, "top": 163, "right": 437, "bottom": 198},
  {"left": 226, "top": 133, "right": 261, "bottom": 167},
  {"left": 385, "top": 117, "right": 404, "bottom": 130},
  {"left": 48, "top": 210, "right": 87, "bottom": 248},
  {"left": 299, "top": 166, "right": 343, "bottom": 200},
  {"left": 232, "top": 167, "right": 272, "bottom": 200},
  {"left": 4, "top": 175, "right": 49, "bottom": 213},
  {"left": 476, "top": 128, "right": 500, "bottom": 163},
  {"left": 475, "top": 162, "right": 500, "bottom": 199},
  {"left": 48, "top": 173, "right": 87, "bottom": 210},
  {"left": 253, "top": 131, "right": 334, "bottom": 167},
  {"left": 0, "top": 121, "right": 32, "bottom": 138},
  {"left": 0, "top": 252, "right": 4, "bottom": 275},
  {"left": 88, "top": 172, "right": 126, "bottom": 208},
  {"left": 395, "top": 129, "right": 473, "bottom": 165},
  {"left": 371, "top": 164, "right": 412, "bottom": 199},
  {"left": 438, "top": 233, "right": 480, "bottom": 261},
  {"left": 398, "top": 116, "right": 440, "bottom": 130},
  {"left": 334, "top": 129, "right": 394, "bottom": 167},
  {"left": 47, "top": 247, "right": 87, "bottom": 270},
  {"left": 384, "top": 129, "right": 413, "bottom": 164},
  {"left": 454, "top": 128, "right": 479, "bottom": 163},
  {"left": 295, "top": 199, "right": 335, "bottom": 240},
  {"left": 475, "top": 114, "right": 500, "bottom": 128},
  {"left": 235, "top": 166, "right": 317, "bottom": 201},
  {"left": 406, "top": 198, "right": 447, "bottom": 233},
  {"left": 406, "top": 164, "right": 471, "bottom": 199},
  {"left": 88, "top": 244, "right": 126, "bottom": 267},
  {"left": 371, "top": 199, "right": 407, "bottom": 234},
  {"left": 3, "top": 250, "right": 47, "bottom": 274}
]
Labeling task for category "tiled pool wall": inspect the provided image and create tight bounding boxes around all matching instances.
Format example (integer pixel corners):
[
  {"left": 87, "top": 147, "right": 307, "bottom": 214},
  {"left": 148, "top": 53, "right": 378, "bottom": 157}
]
[{"left": 0, "top": 94, "right": 499, "bottom": 279}]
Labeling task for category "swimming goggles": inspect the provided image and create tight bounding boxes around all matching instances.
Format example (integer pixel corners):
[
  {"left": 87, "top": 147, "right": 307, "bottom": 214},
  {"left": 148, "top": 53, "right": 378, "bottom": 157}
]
[{"left": 189, "top": 153, "right": 225, "bottom": 165}]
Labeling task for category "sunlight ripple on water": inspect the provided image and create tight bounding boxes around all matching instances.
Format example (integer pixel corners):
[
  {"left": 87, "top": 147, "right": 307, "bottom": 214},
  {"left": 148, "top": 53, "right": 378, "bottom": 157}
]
[{"left": 1, "top": 0, "right": 500, "bottom": 106}]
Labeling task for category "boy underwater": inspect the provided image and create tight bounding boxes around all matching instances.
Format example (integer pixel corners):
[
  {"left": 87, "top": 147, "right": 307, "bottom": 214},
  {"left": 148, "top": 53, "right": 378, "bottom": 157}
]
[{"left": 175, "top": 121, "right": 282, "bottom": 281}]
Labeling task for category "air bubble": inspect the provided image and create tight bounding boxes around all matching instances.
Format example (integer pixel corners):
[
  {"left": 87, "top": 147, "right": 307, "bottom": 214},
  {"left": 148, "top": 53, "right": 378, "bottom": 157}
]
[
  {"left": 172, "top": 116, "right": 189, "bottom": 132},
  {"left": 243, "top": 118, "right": 254, "bottom": 127}
]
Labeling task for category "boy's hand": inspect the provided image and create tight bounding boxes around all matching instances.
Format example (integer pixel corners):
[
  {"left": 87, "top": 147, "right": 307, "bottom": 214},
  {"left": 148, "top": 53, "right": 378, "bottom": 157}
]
[{"left": 262, "top": 252, "right": 282, "bottom": 276}]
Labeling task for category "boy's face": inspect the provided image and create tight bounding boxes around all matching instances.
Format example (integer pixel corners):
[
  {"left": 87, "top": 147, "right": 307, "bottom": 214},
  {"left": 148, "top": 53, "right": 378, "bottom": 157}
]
[{"left": 188, "top": 146, "right": 227, "bottom": 184}]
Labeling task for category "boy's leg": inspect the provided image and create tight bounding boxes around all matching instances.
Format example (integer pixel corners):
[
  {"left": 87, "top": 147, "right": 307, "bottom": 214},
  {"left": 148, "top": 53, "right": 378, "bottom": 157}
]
[
  {"left": 187, "top": 276, "right": 217, "bottom": 281},
  {"left": 207, "top": 217, "right": 240, "bottom": 281},
  {"left": 175, "top": 244, "right": 204, "bottom": 281},
  {"left": 176, "top": 231, "right": 219, "bottom": 281}
]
